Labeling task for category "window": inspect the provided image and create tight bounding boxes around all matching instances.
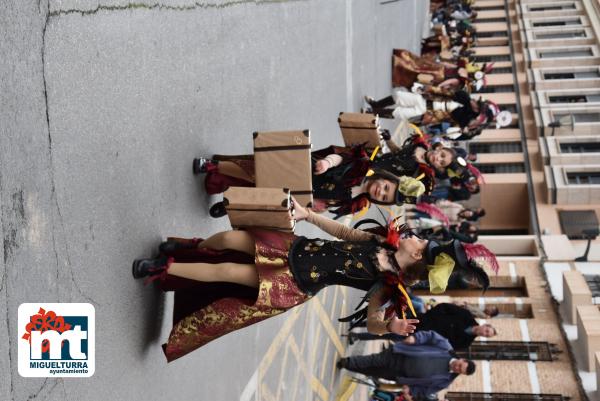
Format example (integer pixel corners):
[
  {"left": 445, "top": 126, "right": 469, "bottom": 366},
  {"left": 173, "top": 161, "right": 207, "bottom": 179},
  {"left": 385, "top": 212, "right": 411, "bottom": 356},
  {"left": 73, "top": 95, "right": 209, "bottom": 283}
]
[
  {"left": 567, "top": 172, "right": 600, "bottom": 184},
  {"left": 558, "top": 210, "right": 599, "bottom": 239},
  {"left": 532, "top": 18, "right": 581, "bottom": 27},
  {"left": 467, "top": 303, "right": 534, "bottom": 318},
  {"left": 474, "top": 85, "right": 515, "bottom": 94},
  {"left": 539, "top": 48, "right": 594, "bottom": 58},
  {"left": 415, "top": 276, "right": 529, "bottom": 297},
  {"left": 446, "top": 393, "right": 569, "bottom": 401},
  {"left": 474, "top": 55, "right": 511, "bottom": 62},
  {"left": 549, "top": 94, "right": 600, "bottom": 104},
  {"left": 473, "top": 163, "right": 525, "bottom": 173},
  {"left": 584, "top": 275, "right": 600, "bottom": 297},
  {"left": 478, "top": 31, "right": 508, "bottom": 38},
  {"left": 529, "top": 4, "right": 576, "bottom": 11},
  {"left": 555, "top": 112, "right": 600, "bottom": 123},
  {"left": 478, "top": 18, "right": 507, "bottom": 23},
  {"left": 456, "top": 341, "right": 558, "bottom": 361},
  {"left": 574, "top": 113, "right": 600, "bottom": 122},
  {"left": 535, "top": 30, "right": 586, "bottom": 40},
  {"left": 477, "top": 228, "right": 530, "bottom": 236},
  {"left": 544, "top": 70, "right": 600, "bottom": 79},
  {"left": 469, "top": 142, "right": 523, "bottom": 154},
  {"left": 493, "top": 66, "right": 513, "bottom": 74},
  {"left": 560, "top": 142, "right": 600, "bottom": 153},
  {"left": 476, "top": 5, "right": 505, "bottom": 10}
]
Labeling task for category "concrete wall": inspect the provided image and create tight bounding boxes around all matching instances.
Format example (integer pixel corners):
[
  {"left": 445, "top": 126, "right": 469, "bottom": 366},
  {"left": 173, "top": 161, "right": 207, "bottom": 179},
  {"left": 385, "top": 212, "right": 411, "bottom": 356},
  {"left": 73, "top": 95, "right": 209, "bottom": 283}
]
[
  {"left": 576, "top": 305, "right": 600, "bottom": 371},
  {"left": 562, "top": 270, "right": 593, "bottom": 324}
]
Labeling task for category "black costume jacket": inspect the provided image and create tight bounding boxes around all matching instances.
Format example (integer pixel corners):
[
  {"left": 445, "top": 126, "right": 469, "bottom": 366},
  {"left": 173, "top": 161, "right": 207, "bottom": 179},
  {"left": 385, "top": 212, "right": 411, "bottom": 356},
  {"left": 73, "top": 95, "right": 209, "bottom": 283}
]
[
  {"left": 416, "top": 302, "right": 479, "bottom": 350},
  {"left": 371, "top": 135, "right": 436, "bottom": 196},
  {"left": 289, "top": 237, "right": 396, "bottom": 296}
]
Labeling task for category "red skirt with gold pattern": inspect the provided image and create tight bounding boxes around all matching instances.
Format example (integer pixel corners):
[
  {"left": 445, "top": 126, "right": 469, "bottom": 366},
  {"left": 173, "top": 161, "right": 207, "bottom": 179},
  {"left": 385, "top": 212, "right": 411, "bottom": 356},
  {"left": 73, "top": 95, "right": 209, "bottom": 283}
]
[{"left": 159, "top": 229, "right": 308, "bottom": 362}]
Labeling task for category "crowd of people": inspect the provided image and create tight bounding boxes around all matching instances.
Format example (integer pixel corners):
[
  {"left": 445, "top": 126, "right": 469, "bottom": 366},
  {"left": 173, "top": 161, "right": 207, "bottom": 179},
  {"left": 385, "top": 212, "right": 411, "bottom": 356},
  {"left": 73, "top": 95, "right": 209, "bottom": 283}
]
[{"left": 130, "top": 0, "right": 507, "bottom": 400}]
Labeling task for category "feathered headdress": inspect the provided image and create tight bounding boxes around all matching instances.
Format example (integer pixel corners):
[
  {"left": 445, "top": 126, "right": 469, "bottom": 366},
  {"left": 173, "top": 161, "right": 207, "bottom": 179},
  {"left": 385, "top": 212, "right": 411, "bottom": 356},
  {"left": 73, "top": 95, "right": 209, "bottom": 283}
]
[
  {"left": 415, "top": 202, "right": 450, "bottom": 226},
  {"left": 424, "top": 239, "right": 499, "bottom": 294},
  {"left": 339, "top": 219, "right": 423, "bottom": 328},
  {"left": 466, "top": 162, "right": 485, "bottom": 184},
  {"left": 463, "top": 243, "right": 500, "bottom": 273}
]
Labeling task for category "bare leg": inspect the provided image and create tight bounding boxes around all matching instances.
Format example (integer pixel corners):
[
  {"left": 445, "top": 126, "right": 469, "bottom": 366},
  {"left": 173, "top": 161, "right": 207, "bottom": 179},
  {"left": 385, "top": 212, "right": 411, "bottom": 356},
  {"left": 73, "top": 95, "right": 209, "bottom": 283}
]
[
  {"left": 218, "top": 161, "right": 254, "bottom": 182},
  {"left": 197, "top": 231, "right": 255, "bottom": 255},
  {"left": 168, "top": 262, "right": 259, "bottom": 288}
]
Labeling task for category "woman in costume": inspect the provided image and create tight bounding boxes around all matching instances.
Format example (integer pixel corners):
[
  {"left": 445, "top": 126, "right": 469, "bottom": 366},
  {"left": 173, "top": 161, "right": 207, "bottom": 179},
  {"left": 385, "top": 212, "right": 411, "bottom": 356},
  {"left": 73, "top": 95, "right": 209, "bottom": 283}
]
[
  {"left": 131, "top": 201, "right": 496, "bottom": 362},
  {"left": 421, "top": 19, "right": 477, "bottom": 59},
  {"left": 196, "top": 145, "right": 426, "bottom": 219},
  {"left": 370, "top": 133, "right": 459, "bottom": 189},
  {"left": 407, "top": 208, "right": 480, "bottom": 245},
  {"left": 434, "top": 199, "right": 485, "bottom": 225},
  {"left": 364, "top": 89, "right": 493, "bottom": 131},
  {"left": 391, "top": 49, "right": 492, "bottom": 93}
]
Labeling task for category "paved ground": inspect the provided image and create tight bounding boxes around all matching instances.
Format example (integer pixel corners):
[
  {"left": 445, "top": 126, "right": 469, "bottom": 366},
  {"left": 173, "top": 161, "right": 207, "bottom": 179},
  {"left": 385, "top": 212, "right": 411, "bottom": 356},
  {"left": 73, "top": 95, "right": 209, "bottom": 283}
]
[{"left": 0, "top": 1, "right": 428, "bottom": 400}]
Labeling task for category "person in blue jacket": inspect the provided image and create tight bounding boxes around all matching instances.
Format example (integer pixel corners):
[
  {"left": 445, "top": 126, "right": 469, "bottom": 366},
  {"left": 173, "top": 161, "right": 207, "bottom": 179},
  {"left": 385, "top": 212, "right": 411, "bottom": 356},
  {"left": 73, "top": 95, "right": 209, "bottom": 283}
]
[{"left": 337, "top": 330, "right": 475, "bottom": 398}]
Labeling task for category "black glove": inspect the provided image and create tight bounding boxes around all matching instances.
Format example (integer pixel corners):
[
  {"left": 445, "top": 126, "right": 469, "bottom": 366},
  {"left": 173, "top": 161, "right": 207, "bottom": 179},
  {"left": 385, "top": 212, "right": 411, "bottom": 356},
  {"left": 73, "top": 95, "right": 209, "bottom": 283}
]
[{"left": 380, "top": 129, "right": 391, "bottom": 141}]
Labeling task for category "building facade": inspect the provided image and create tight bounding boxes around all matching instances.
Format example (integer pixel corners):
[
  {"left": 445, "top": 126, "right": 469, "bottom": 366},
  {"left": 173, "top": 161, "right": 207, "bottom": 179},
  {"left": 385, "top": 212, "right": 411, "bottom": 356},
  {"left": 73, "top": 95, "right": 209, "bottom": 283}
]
[{"left": 430, "top": 0, "right": 600, "bottom": 399}]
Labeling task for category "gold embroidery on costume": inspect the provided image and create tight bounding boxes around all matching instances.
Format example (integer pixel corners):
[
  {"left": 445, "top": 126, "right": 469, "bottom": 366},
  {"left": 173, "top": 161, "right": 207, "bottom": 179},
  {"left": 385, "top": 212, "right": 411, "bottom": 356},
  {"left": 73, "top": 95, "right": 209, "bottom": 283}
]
[{"left": 162, "top": 230, "right": 310, "bottom": 362}]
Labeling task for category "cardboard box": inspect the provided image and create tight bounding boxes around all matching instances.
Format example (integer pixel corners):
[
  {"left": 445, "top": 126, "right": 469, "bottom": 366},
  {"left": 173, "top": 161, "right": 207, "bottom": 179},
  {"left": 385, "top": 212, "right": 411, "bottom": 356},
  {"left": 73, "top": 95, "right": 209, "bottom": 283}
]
[
  {"left": 338, "top": 112, "right": 381, "bottom": 149},
  {"left": 224, "top": 186, "right": 295, "bottom": 232},
  {"left": 254, "top": 130, "right": 313, "bottom": 207}
]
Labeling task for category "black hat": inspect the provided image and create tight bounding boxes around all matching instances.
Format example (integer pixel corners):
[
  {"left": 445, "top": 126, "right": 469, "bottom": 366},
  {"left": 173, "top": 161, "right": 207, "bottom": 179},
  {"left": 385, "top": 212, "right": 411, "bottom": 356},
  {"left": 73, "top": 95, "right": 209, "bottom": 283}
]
[
  {"left": 424, "top": 239, "right": 493, "bottom": 292},
  {"left": 425, "top": 239, "right": 469, "bottom": 269}
]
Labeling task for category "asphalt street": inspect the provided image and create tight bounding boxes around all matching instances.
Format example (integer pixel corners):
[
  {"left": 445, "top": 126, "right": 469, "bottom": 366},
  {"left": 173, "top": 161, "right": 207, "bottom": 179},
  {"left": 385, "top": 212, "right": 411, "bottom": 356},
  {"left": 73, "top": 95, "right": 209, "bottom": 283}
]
[{"left": 0, "top": 1, "right": 428, "bottom": 400}]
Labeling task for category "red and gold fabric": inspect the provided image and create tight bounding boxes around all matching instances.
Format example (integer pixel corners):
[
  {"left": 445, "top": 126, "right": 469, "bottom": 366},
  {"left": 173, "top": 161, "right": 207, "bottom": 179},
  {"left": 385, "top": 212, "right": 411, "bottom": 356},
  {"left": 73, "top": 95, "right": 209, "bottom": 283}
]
[{"left": 160, "top": 230, "right": 309, "bottom": 362}]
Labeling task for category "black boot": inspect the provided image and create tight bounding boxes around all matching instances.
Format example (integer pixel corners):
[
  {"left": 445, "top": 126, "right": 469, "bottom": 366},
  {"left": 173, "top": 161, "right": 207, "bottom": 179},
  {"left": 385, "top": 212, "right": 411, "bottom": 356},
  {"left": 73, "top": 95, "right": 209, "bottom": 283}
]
[
  {"left": 209, "top": 201, "right": 227, "bottom": 218},
  {"left": 336, "top": 358, "right": 348, "bottom": 369},
  {"left": 367, "top": 95, "right": 395, "bottom": 109},
  {"left": 132, "top": 255, "right": 171, "bottom": 280},
  {"left": 193, "top": 157, "right": 217, "bottom": 175},
  {"left": 372, "top": 108, "right": 395, "bottom": 119},
  {"left": 341, "top": 333, "right": 356, "bottom": 345},
  {"left": 159, "top": 238, "right": 200, "bottom": 254}
]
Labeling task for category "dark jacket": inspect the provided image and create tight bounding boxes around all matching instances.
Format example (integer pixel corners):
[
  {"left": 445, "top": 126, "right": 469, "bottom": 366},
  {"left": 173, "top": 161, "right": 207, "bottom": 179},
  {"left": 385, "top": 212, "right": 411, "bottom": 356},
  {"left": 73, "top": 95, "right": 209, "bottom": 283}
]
[
  {"left": 417, "top": 303, "right": 478, "bottom": 350},
  {"left": 311, "top": 145, "right": 373, "bottom": 217},
  {"left": 391, "top": 330, "right": 458, "bottom": 397},
  {"left": 450, "top": 90, "right": 479, "bottom": 128}
]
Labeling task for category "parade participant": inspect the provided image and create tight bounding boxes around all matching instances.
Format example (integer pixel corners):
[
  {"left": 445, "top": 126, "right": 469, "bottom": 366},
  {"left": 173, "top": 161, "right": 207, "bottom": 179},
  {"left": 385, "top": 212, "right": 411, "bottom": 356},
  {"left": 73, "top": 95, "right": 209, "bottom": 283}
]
[
  {"left": 194, "top": 146, "right": 425, "bottom": 218},
  {"left": 421, "top": 23, "right": 477, "bottom": 58},
  {"left": 372, "top": 133, "right": 474, "bottom": 187},
  {"left": 408, "top": 200, "right": 485, "bottom": 241},
  {"left": 453, "top": 301, "right": 500, "bottom": 319},
  {"left": 446, "top": 176, "right": 480, "bottom": 201},
  {"left": 422, "top": 97, "right": 513, "bottom": 136},
  {"left": 347, "top": 302, "right": 497, "bottom": 350},
  {"left": 131, "top": 198, "right": 495, "bottom": 362},
  {"left": 407, "top": 202, "right": 450, "bottom": 226},
  {"left": 444, "top": 201, "right": 485, "bottom": 224},
  {"left": 365, "top": 89, "right": 503, "bottom": 137},
  {"left": 415, "top": 220, "right": 479, "bottom": 244},
  {"left": 391, "top": 49, "right": 492, "bottom": 92},
  {"left": 421, "top": 90, "right": 481, "bottom": 128},
  {"left": 366, "top": 133, "right": 453, "bottom": 195},
  {"left": 408, "top": 302, "right": 496, "bottom": 349},
  {"left": 450, "top": 221, "right": 479, "bottom": 243},
  {"left": 132, "top": 202, "right": 424, "bottom": 362},
  {"left": 414, "top": 199, "right": 485, "bottom": 226},
  {"left": 337, "top": 330, "right": 476, "bottom": 398},
  {"left": 339, "top": 234, "right": 498, "bottom": 329}
]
